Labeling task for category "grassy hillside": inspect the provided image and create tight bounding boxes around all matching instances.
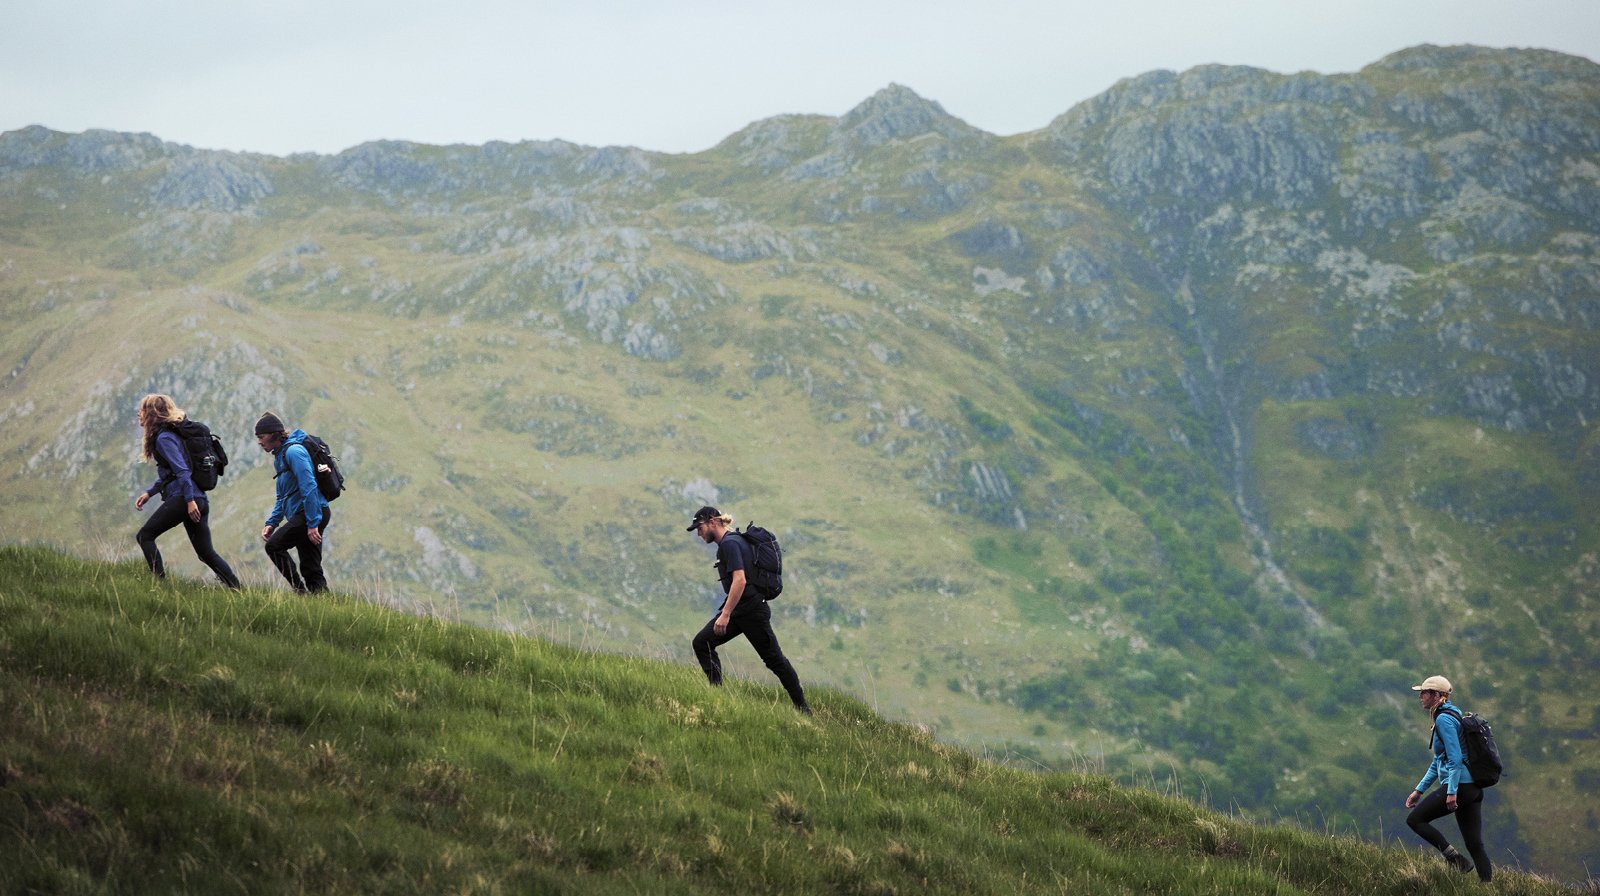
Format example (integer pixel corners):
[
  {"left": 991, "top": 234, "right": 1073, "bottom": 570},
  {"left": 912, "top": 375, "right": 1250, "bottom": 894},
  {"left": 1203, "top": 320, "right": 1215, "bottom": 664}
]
[{"left": 0, "top": 546, "right": 1574, "bottom": 895}]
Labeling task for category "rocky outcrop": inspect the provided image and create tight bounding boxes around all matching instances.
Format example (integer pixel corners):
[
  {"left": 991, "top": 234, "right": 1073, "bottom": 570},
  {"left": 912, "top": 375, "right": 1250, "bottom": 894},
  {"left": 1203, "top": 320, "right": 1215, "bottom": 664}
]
[{"left": 150, "top": 155, "right": 274, "bottom": 211}]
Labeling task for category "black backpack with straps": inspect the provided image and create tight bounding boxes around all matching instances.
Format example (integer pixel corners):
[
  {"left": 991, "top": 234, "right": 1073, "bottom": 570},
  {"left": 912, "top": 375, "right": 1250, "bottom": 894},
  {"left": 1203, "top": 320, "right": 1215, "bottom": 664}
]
[
  {"left": 1437, "top": 706, "right": 1504, "bottom": 787},
  {"left": 732, "top": 522, "right": 783, "bottom": 600},
  {"left": 169, "top": 418, "right": 228, "bottom": 492},
  {"left": 277, "top": 434, "right": 345, "bottom": 502}
]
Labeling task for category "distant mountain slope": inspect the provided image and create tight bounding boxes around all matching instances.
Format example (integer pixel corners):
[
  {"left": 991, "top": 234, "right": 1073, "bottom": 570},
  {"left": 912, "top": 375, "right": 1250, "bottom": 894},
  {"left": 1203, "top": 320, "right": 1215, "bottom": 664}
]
[{"left": 2, "top": 44, "right": 1596, "bottom": 880}]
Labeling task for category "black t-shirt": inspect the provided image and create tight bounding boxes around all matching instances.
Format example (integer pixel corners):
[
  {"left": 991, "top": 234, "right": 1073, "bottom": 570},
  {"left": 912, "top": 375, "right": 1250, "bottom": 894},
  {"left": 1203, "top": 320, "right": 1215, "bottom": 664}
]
[{"left": 715, "top": 533, "right": 751, "bottom": 595}]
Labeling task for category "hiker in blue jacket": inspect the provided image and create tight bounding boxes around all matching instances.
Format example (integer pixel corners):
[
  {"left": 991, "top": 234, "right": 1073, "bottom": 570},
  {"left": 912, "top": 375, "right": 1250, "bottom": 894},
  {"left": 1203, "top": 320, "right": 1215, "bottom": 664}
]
[
  {"left": 1404, "top": 675, "right": 1492, "bottom": 881},
  {"left": 686, "top": 506, "right": 810, "bottom": 714},
  {"left": 133, "top": 393, "right": 241, "bottom": 588},
  {"left": 255, "top": 412, "right": 331, "bottom": 593}
]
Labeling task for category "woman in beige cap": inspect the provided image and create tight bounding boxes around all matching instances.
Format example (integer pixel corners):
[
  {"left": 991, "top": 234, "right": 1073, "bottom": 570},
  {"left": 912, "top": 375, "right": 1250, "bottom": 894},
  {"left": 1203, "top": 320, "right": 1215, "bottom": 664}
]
[{"left": 1403, "top": 674, "right": 1491, "bottom": 881}]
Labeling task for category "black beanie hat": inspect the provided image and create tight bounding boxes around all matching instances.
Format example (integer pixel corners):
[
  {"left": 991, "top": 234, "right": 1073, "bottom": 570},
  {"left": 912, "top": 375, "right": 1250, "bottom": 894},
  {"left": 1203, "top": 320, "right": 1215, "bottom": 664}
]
[{"left": 255, "top": 412, "right": 286, "bottom": 436}]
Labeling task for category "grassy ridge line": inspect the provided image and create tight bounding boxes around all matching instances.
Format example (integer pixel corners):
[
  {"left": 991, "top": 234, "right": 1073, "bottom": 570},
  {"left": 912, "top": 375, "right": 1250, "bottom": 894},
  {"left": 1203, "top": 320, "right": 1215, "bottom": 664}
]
[{"left": 0, "top": 547, "right": 1562, "bottom": 895}]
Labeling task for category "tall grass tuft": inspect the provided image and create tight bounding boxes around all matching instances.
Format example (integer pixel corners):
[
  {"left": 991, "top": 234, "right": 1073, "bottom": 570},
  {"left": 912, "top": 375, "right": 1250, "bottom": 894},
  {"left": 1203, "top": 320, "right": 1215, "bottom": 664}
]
[{"left": 0, "top": 546, "right": 1581, "bottom": 894}]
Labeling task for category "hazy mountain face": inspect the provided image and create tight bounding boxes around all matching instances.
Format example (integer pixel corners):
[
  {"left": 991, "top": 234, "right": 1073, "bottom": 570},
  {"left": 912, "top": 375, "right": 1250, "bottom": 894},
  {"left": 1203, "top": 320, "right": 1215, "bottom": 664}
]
[{"left": 2, "top": 44, "right": 1596, "bottom": 879}]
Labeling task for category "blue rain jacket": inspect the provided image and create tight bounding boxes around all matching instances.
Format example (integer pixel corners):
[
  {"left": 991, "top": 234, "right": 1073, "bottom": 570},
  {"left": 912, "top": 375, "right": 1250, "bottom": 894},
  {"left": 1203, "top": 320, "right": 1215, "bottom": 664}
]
[
  {"left": 1415, "top": 699, "right": 1476, "bottom": 796},
  {"left": 265, "top": 429, "right": 326, "bottom": 530}
]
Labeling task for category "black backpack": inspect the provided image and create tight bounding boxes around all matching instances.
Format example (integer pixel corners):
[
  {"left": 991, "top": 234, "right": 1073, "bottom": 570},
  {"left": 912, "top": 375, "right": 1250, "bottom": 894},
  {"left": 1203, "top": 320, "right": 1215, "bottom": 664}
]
[
  {"left": 734, "top": 522, "right": 783, "bottom": 600},
  {"left": 1438, "top": 706, "right": 1503, "bottom": 787},
  {"left": 169, "top": 419, "right": 228, "bottom": 492},
  {"left": 279, "top": 434, "right": 345, "bottom": 502}
]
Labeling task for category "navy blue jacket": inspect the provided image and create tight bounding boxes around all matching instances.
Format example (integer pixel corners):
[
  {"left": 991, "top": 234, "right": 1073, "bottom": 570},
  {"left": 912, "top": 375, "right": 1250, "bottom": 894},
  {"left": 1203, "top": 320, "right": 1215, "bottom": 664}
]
[{"left": 146, "top": 429, "right": 201, "bottom": 505}]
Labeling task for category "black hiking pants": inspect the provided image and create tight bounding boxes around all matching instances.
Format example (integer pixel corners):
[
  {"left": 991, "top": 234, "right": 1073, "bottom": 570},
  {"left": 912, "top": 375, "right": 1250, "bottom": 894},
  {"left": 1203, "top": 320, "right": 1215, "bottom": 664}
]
[
  {"left": 692, "top": 599, "right": 808, "bottom": 711},
  {"left": 136, "top": 495, "right": 240, "bottom": 588},
  {"left": 265, "top": 508, "right": 331, "bottom": 594},
  {"left": 1407, "top": 783, "right": 1491, "bottom": 881}
]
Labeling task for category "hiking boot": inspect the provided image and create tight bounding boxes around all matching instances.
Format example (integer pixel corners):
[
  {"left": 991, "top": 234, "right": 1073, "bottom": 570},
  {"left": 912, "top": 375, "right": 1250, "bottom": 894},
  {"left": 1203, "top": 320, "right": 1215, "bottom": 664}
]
[{"left": 1442, "top": 847, "right": 1474, "bottom": 874}]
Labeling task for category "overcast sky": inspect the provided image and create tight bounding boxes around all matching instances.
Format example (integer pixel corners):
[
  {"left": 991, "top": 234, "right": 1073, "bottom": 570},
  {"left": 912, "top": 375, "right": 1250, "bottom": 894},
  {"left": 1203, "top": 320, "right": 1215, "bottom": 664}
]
[{"left": 4, "top": 0, "right": 1597, "bottom": 157}]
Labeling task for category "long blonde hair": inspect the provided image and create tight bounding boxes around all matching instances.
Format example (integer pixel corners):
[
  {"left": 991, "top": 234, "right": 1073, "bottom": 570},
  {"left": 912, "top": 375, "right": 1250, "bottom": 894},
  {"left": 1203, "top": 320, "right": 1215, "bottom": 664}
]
[{"left": 138, "top": 393, "right": 186, "bottom": 462}]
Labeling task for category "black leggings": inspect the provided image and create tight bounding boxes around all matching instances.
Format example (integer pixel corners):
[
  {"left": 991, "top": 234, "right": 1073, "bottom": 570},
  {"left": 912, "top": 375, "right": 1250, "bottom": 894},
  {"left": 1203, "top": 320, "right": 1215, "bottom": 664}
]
[
  {"left": 136, "top": 495, "right": 240, "bottom": 588},
  {"left": 691, "top": 600, "right": 807, "bottom": 709},
  {"left": 1407, "top": 784, "right": 1492, "bottom": 881}
]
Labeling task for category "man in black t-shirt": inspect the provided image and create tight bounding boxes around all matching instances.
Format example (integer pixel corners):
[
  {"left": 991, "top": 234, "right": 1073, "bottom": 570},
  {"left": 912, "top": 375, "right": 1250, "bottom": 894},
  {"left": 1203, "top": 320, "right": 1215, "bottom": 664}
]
[{"left": 686, "top": 505, "right": 810, "bottom": 713}]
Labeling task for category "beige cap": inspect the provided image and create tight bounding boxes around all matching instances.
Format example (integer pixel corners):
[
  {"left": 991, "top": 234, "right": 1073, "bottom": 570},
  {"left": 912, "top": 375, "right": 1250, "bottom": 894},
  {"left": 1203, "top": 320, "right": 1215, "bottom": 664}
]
[{"left": 1411, "top": 675, "right": 1453, "bottom": 694}]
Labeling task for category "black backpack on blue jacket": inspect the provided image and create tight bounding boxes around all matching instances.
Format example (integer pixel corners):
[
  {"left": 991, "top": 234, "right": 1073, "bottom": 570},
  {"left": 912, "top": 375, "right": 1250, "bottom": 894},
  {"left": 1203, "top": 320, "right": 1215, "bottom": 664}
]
[{"left": 1437, "top": 706, "right": 1504, "bottom": 787}]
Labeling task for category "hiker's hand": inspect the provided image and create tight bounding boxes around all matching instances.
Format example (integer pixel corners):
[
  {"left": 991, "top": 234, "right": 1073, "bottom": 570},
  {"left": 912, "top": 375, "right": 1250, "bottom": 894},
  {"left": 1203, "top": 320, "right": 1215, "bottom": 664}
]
[
  {"left": 187, "top": 500, "right": 202, "bottom": 522},
  {"left": 1405, "top": 791, "right": 1421, "bottom": 809},
  {"left": 308, "top": 527, "right": 322, "bottom": 546},
  {"left": 714, "top": 613, "right": 731, "bottom": 636},
  {"left": 1445, "top": 794, "right": 1457, "bottom": 812},
  {"left": 135, "top": 492, "right": 150, "bottom": 510},
  {"left": 261, "top": 526, "right": 274, "bottom": 542}
]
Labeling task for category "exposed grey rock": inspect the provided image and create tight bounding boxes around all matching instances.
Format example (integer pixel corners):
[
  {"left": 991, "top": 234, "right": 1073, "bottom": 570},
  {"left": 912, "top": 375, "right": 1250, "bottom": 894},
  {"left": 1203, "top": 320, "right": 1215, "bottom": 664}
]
[
  {"left": 1336, "top": 133, "right": 1430, "bottom": 232},
  {"left": 576, "top": 146, "right": 659, "bottom": 185},
  {"left": 622, "top": 321, "right": 679, "bottom": 360},
  {"left": 828, "top": 83, "right": 992, "bottom": 151},
  {"left": 320, "top": 140, "right": 457, "bottom": 194},
  {"left": 479, "top": 138, "right": 584, "bottom": 179},
  {"left": 965, "top": 461, "right": 1026, "bottom": 529},
  {"left": 1421, "top": 180, "right": 1547, "bottom": 258},
  {"left": 668, "top": 221, "right": 810, "bottom": 262},
  {"left": 150, "top": 154, "right": 275, "bottom": 211},
  {"left": 724, "top": 114, "right": 829, "bottom": 172}
]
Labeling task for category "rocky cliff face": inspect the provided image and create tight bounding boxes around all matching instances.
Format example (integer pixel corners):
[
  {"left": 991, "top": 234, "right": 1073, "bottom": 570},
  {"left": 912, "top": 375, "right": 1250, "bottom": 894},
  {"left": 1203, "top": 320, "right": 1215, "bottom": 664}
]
[{"left": 3, "top": 45, "right": 1597, "bottom": 879}]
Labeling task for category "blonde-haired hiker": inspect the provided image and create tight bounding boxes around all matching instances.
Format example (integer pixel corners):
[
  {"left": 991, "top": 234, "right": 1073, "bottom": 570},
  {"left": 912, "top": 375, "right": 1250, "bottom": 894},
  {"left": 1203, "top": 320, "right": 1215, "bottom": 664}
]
[
  {"left": 1404, "top": 674, "right": 1492, "bottom": 882},
  {"left": 133, "top": 393, "right": 240, "bottom": 588},
  {"left": 686, "top": 506, "right": 810, "bottom": 714}
]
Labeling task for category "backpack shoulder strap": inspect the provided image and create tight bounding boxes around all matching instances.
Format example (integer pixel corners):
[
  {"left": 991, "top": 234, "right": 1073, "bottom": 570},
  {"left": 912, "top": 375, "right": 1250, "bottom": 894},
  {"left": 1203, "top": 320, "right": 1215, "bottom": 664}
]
[
  {"left": 1433, "top": 705, "right": 1469, "bottom": 752},
  {"left": 272, "top": 442, "right": 306, "bottom": 478},
  {"left": 1429, "top": 705, "right": 1462, "bottom": 750},
  {"left": 724, "top": 530, "right": 753, "bottom": 562}
]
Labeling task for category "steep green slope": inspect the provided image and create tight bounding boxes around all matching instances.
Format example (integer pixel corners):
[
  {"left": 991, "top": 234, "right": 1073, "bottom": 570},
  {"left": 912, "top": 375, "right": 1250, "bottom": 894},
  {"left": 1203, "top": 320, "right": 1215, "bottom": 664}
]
[
  {"left": 0, "top": 546, "right": 1574, "bottom": 894},
  {"left": 2, "top": 44, "right": 1596, "bottom": 879}
]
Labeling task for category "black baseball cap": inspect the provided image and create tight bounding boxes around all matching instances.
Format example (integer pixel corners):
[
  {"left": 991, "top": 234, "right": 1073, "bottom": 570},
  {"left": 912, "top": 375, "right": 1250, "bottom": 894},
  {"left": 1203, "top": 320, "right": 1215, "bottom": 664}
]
[{"left": 686, "top": 506, "right": 720, "bottom": 531}]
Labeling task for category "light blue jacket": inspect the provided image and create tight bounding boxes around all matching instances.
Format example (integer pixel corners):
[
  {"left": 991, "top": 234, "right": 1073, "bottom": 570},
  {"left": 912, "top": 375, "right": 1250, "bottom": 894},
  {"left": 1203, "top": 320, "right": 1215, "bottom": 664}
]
[
  {"left": 265, "top": 429, "right": 326, "bottom": 530},
  {"left": 1416, "top": 700, "right": 1475, "bottom": 795}
]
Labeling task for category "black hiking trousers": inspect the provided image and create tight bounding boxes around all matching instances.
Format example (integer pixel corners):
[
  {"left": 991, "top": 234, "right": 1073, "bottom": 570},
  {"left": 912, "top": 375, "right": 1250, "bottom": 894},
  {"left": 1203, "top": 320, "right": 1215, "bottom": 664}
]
[
  {"left": 136, "top": 495, "right": 240, "bottom": 588},
  {"left": 1408, "top": 783, "right": 1492, "bottom": 881},
  {"left": 692, "top": 598, "right": 808, "bottom": 711},
  {"left": 265, "top": 508, "right": 331, "bottom": 594}
]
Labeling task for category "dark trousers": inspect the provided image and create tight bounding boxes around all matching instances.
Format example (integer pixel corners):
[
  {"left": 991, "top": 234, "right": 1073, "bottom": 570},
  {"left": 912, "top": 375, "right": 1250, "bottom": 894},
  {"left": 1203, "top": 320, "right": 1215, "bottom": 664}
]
[
  {"left": 1407, "top": 784, "right": 1492, "bottom": 881},
  {"left": 265, "top": 508, "right": 331, "bottom": 594},
  {"left": 136, "top": 495, "right": 240, "bottom": 588},
  {"left": 692, "top": 599, "right": 808, "bottom": 710}
]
